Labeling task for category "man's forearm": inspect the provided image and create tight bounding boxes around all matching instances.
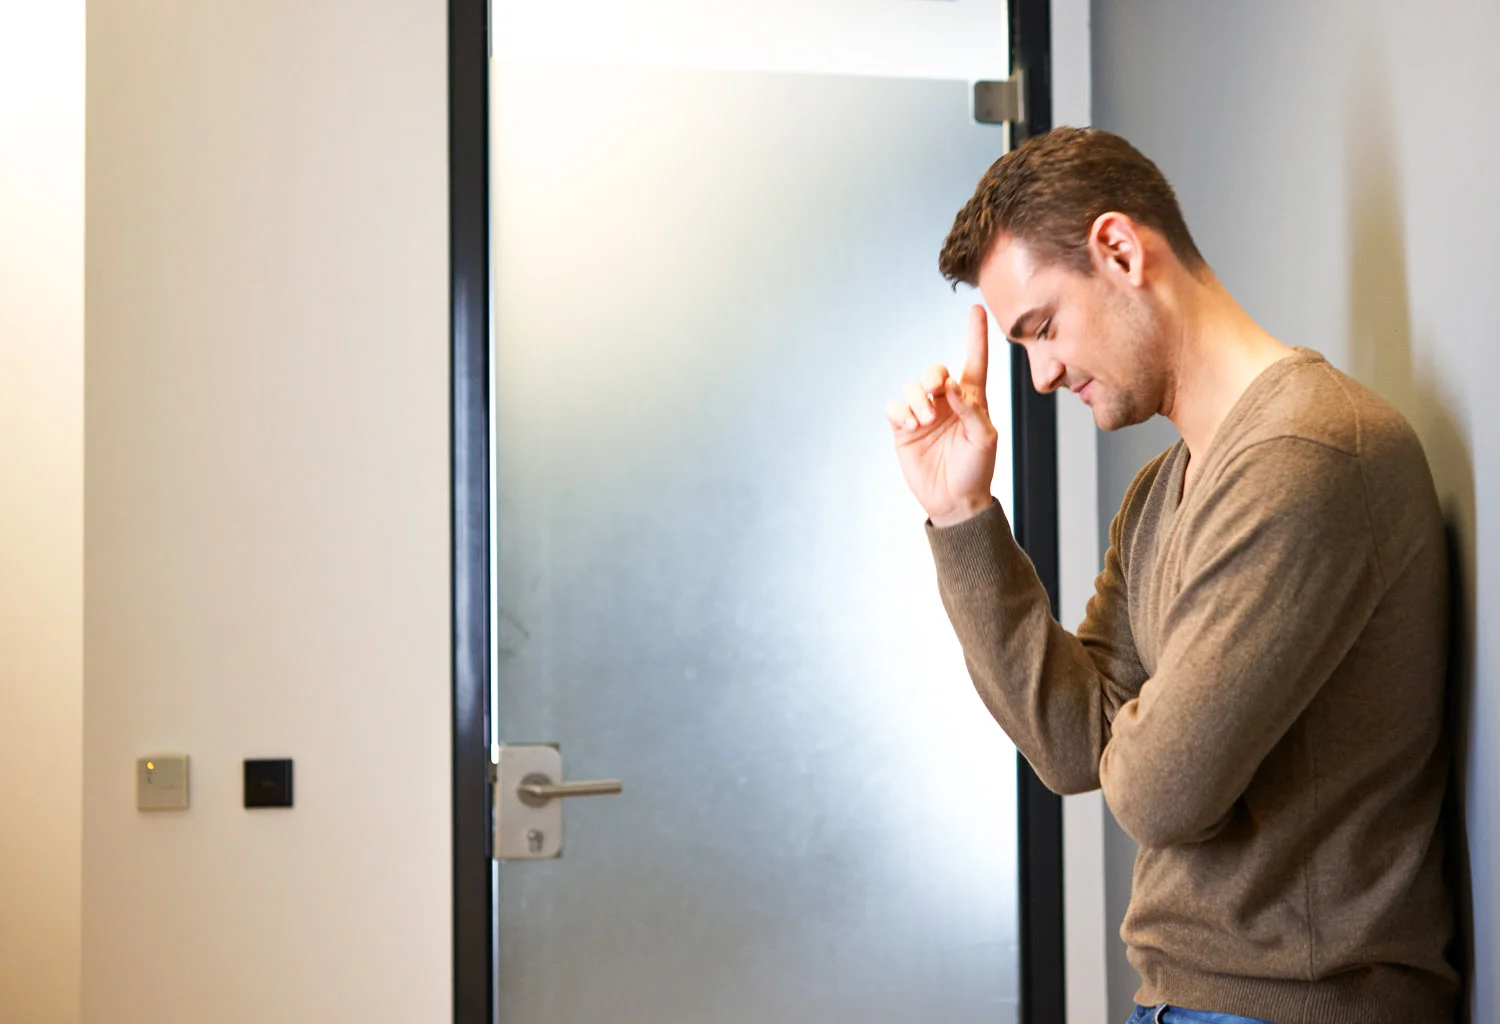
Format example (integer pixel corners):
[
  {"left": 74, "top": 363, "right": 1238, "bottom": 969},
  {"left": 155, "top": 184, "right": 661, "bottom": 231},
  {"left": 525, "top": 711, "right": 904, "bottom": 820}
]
[{"left": 927, "top": 501, "right": 1126, "bottom": 795}]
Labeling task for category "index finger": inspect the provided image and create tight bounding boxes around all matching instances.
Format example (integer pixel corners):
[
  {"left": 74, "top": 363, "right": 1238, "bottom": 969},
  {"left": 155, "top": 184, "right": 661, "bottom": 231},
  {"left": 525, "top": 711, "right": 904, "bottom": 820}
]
[{"left": 961, "top": 304, "right": 989, "bottom": 389}]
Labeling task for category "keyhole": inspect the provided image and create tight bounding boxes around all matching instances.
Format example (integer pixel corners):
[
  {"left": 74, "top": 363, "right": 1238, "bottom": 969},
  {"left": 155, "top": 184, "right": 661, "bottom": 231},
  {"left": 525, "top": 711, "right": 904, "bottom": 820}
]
[{"left": 526, "top": 829, "right": 543, "bottom": 854}]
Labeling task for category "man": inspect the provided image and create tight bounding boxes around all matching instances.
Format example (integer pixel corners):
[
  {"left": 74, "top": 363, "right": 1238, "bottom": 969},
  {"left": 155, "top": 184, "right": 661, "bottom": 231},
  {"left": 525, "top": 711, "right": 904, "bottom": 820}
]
[{"left": 886, "top": 128, "right": 1458, "bottom": 1024}]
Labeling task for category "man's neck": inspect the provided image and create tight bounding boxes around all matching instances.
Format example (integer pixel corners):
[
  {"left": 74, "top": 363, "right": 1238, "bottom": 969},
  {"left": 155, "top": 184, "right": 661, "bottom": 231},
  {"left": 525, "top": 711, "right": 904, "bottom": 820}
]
[{"left": 1159, "top": 272, "right": 1297, "bottom": 468}]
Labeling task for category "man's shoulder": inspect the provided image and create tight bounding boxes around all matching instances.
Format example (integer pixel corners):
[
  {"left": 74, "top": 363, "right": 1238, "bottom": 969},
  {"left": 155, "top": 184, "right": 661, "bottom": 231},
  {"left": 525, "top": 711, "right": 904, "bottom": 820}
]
[
  {"left": 1224, "top": 354, "right": 1444, "bottom": 568},
  {"left": 1233, "top": 354, "right": 1421, "bottom": 466}
]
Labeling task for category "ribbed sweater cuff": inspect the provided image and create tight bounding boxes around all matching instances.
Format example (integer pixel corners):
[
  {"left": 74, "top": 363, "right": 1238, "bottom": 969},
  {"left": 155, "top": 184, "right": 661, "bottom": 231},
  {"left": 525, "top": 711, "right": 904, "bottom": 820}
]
[{"left": 923, "top": 499, "right": 1018, "bottom": 595}]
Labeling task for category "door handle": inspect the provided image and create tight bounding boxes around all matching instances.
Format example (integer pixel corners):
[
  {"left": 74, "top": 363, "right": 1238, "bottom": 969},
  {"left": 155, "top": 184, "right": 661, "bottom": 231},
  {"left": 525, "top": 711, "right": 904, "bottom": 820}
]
[
  {"left": 493, "top": 745, "right": 621, "bottom": 860},
  {"left": 518, "top": 772, "right": 623, "bottom": 806}
]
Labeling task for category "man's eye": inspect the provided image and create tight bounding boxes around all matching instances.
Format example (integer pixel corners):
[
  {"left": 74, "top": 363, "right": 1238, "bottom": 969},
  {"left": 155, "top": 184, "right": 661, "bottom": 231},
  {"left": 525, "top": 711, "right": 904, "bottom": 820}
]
[{"left": 1036, "top": 319, "right": 1052, "bottom": 341}]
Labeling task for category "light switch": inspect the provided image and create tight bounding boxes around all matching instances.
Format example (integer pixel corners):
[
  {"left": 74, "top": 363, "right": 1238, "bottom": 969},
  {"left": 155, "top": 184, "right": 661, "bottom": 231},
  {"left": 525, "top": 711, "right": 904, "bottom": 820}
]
[
  {"left": 137, "top": 754, "right": 189, "bottom": 811},
  {"left": 244, "top": 758, "right": 293, "bottom": 808}
]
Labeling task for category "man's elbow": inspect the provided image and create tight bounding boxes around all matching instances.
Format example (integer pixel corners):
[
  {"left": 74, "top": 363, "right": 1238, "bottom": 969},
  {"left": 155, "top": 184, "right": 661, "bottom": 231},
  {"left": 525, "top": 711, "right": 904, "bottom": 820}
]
[
  {"left": 1028, "top": 754, "right": 1101, "bottom": 797},
  {"left": 1102, "top": 768, "right": 1233, "bottom": 848}
]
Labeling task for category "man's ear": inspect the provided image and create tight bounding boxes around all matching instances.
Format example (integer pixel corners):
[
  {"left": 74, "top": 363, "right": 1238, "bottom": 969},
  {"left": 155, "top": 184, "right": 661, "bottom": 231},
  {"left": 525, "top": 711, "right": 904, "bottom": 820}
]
[{"left": 1088, "top": 211, "right": 1146, "bottom": 287}]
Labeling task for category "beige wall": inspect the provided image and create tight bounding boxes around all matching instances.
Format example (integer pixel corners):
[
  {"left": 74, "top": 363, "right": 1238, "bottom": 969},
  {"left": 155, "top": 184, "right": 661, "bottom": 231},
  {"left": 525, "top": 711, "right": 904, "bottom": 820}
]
[
  {"left": 1092, "top": 2, "right": 1499, "bottom": 1020},
  {"left": 0, "top": 3, "right": 85, "bottom": 1021},
  {"left": 83, "top": 3, "right": 451, "bottom": 1021}
]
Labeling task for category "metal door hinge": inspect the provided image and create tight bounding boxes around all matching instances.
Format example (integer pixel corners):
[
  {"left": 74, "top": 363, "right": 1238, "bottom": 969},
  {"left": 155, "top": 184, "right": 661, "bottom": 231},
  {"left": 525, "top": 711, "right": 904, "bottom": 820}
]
[{"left": 973, "top": 71, "right": 1026, "bottom": 127}]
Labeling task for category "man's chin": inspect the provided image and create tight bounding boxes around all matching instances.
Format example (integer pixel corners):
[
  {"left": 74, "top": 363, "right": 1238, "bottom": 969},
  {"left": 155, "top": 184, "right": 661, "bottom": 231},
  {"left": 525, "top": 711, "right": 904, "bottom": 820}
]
[
  {"left": 1091, "top": 402, "right": 1145, "bottom": 432},
  {"left": 1091, "top": 405, "right": 1124, "bottom": 431}
]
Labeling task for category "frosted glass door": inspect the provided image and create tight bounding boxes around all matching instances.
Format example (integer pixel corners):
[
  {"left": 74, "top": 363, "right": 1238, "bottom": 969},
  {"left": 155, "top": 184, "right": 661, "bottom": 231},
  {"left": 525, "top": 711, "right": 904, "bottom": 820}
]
[{"left": 491, "top": 59, "right": 1020, "bottom": 1023}]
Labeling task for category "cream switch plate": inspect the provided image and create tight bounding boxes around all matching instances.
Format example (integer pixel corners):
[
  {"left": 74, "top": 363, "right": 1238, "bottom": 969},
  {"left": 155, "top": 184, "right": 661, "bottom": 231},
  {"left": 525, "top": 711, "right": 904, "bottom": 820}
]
[{"left": 137, "top": 754, "right": 189, "bottom": 811}]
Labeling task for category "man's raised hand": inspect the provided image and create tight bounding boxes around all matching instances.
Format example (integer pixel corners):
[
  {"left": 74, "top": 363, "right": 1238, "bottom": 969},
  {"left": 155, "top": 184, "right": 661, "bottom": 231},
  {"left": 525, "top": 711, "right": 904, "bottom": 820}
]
[{"left": 885, "top": 304, "right": 999, "bottom": 528}]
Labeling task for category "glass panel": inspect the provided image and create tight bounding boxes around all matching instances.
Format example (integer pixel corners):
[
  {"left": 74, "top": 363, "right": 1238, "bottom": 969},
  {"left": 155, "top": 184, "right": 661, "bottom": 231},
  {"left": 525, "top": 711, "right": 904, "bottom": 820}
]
[
  {"left": 492, "top": 60, "right": 1018, "bottom": 1024},
  {"left": 491, "top": 0, "right": 1008, "bottom": 81}
]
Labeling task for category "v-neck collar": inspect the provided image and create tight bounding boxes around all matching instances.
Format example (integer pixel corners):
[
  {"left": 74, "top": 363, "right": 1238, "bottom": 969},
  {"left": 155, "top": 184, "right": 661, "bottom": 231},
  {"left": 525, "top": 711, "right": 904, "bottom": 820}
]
[{"left": 1163, "top": 347, "right": 1324, "bottom": 519}]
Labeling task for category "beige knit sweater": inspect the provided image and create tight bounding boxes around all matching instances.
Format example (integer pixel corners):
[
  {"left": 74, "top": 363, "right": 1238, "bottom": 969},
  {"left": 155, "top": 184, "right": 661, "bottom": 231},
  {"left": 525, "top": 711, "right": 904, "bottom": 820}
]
[{"left": 927, "top": 350, "right": 1459, "bottom": 1023}]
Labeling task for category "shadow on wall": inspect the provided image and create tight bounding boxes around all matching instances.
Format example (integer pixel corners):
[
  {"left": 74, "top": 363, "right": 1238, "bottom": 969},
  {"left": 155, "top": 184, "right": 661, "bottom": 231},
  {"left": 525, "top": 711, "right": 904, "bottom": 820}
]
[{"left": 1342, "top": 49, "right": 1476, "bottom": 1022}]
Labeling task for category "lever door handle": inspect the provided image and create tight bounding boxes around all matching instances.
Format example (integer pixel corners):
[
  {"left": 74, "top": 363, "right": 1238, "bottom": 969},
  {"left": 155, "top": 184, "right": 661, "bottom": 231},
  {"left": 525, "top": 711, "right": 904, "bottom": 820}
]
[
  {"left": 492, "top": 746, "right": 621, "bottom": 860},
  {"left": 518, "top": 772, "right": 622, "bottom": 807}
]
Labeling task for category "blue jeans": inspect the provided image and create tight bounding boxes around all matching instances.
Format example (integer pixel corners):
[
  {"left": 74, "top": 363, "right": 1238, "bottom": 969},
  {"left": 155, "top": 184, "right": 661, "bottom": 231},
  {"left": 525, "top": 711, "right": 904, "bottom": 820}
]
[{"left": 1127, "top": 1006, "right": 1273, "bottom": 1024}]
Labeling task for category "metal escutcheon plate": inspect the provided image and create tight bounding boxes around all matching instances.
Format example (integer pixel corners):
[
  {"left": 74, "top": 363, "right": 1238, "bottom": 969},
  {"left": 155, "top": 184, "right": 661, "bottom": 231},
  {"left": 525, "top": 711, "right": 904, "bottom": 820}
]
[{"left": 493, "top": 744, "right": 564, "bottom": 860}]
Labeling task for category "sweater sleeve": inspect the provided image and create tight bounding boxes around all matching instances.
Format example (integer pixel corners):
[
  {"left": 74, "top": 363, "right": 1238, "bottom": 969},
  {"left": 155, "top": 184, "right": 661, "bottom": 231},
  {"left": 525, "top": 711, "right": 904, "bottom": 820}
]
[
  {"left": 1099, "top": 437, "right": 1385, "bottom": 848},
  {"left": 926, "top": 497, "right": 1149, "bottom": 794}
]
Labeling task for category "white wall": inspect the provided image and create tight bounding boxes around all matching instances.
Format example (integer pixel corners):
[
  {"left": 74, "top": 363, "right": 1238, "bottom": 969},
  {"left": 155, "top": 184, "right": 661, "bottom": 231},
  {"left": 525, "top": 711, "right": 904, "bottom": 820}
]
[
  {"left": 1091, "top": 2, "right": 1498, "bottom": 1021},
  {"left": 82, "top": 3, "right": 451, "bottom": 1021},
  {"left": 1049, "top": 2, "right": 1111, "bottom": 1022},
  {"left": 0, "top": 3, "right": 84, "bottom": 1021}
]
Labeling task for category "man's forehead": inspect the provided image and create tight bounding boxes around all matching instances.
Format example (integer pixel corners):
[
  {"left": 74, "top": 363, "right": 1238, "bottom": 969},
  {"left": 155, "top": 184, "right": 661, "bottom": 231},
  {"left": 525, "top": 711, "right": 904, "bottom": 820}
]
[{"left": 978, "top": 236, "right": 1047, "bottom": 319}]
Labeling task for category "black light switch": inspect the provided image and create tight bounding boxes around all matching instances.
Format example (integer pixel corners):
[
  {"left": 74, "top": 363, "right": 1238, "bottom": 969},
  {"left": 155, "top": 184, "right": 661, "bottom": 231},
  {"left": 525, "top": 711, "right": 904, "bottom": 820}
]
[{"left": 244, "top": 758, "right": 294, "bottom": 808}]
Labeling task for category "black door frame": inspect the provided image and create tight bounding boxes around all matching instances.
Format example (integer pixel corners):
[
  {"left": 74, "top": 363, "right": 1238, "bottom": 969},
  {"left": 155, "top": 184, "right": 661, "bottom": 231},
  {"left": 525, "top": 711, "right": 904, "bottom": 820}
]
[
  {"left": 448, "top": 4, "right": 1066, "bottom": 1019},
  {"left": 1007, "top": 2, "right": 1068, "bottom": 1021},
  {"left": 448, "top": 0, "right": 492, "bottom": 1019}
]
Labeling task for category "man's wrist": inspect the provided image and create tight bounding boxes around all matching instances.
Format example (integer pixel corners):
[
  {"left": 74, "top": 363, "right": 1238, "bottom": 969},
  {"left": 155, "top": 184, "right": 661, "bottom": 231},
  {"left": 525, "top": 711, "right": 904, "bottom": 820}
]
[{"left": 930, "top": 496, "right": 995, "bottom": 529}]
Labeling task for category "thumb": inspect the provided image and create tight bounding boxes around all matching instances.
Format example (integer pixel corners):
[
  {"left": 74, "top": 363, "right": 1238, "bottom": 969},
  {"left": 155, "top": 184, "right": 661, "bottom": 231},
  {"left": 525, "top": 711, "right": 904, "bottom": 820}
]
[{"left": 943, "top": 378, "right": 993, "bottom": 441}]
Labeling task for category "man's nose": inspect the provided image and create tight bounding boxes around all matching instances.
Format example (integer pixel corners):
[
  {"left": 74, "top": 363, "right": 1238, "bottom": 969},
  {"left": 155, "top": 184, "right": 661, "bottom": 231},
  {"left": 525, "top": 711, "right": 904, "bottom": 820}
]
[{"left": 1030, "top": 356, "right": 1065, "bottom": 394}]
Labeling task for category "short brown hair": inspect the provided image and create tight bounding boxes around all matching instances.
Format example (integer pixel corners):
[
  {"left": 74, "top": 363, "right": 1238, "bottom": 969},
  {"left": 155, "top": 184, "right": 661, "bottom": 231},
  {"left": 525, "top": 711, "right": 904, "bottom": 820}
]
[{"left": 938, "top": 127, "right": 1204, "bottom": 287}]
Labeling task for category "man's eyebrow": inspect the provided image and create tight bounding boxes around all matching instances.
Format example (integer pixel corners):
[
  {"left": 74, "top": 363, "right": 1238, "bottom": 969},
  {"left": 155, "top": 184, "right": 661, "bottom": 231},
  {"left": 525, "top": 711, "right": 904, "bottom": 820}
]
[{"left": 1007, "top": 306, "right": 1051, "bottom": 342}]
